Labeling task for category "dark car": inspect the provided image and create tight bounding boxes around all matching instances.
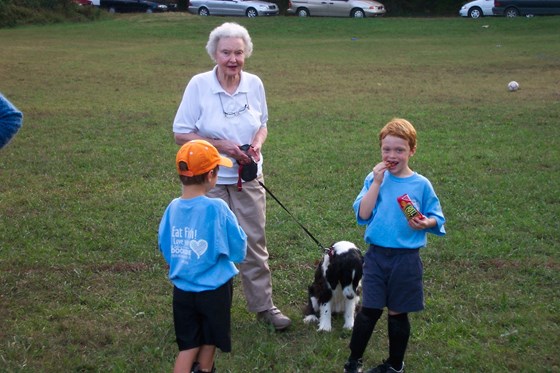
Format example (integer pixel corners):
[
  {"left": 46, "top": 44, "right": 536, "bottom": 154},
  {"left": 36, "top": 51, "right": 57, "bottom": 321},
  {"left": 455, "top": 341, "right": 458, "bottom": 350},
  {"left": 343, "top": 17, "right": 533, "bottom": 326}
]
[
  {"left": 492, "top": 0, "right": 560, "bottom": 17},
  {"left": 99, "top": 0, "right": 168, "bottom": 12}
]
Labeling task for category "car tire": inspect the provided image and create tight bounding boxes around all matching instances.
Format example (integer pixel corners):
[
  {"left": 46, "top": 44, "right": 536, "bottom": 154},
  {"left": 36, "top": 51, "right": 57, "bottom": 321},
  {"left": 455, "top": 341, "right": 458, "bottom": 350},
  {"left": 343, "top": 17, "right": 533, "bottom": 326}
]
[
  {"left": 246, "top": 7, "right": 258, "bottom": 17},
  {"left": 198, "top": 7, "right": 209, "bottom": 16},
  {"left": 351, "top": 9, "right": 365, "bottom": 18},
  {"left": 108, "top": 6, "right": 116, "bottom": 13},
  {"left": 505, "top": 6, "right": 519, "bottom": 17},
  {"left": 296, "top": 8, "right": 309, "bottom": 17},
  {"left": 468, "top": 7, "right": 482, "bottom": 18},
  {"left": 146, "top": 8, "right": 153, "bottom": 13}
]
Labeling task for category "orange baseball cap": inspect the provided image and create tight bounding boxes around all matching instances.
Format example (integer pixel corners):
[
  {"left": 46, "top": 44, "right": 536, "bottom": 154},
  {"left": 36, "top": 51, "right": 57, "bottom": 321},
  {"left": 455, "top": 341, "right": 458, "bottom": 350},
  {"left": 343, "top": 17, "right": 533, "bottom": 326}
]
[{"left": 176, "top": 140, "right": 233, "bottom": 177}]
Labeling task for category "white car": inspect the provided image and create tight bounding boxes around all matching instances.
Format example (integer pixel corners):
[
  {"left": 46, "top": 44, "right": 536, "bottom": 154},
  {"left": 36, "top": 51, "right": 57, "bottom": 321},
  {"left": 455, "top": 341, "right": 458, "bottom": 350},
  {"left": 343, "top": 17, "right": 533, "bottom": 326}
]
[
  {"left": 459, "top": 0, "right": 495, "bottom": 18},
  {"left": 287, "top": 0, "right": 385, "bottom": 18}
]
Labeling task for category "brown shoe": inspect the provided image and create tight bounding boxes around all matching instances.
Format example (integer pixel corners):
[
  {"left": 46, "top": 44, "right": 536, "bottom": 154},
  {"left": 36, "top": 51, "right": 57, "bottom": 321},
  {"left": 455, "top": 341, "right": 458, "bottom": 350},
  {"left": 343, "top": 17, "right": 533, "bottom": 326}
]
[{"left": 257, "top": 307, "right": 291, "bottom": 330}]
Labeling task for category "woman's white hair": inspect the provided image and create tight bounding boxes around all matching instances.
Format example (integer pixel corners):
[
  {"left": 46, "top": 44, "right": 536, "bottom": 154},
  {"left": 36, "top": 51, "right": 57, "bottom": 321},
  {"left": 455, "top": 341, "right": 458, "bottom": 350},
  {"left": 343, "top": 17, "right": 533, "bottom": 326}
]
[{"left": 206, "top": 22, "right": 253, "bottom": 61}]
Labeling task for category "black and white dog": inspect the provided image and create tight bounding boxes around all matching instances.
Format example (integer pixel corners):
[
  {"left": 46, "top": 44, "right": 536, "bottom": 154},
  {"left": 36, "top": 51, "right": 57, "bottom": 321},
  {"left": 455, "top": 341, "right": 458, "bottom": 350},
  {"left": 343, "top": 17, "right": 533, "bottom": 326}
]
[{"left": 303, "top": 241, "right": 363, "bottom": 332}]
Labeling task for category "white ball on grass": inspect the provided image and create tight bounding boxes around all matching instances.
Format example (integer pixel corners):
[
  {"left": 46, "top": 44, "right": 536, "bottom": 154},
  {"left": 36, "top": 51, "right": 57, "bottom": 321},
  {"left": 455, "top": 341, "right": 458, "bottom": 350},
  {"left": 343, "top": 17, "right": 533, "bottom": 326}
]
[{"left": 508, "top": 81, "right": 519, "bottom": 92}]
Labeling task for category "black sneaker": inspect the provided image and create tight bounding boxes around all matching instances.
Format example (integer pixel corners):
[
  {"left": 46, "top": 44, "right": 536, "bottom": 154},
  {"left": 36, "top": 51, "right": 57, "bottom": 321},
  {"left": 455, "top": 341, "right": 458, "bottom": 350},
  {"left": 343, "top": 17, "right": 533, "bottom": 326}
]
[
  {"left": 365, "top": 360, "right": 404, "bottom": 373},
  {"left": 344, "top": 358, "right": 363, "bottom": 373}
]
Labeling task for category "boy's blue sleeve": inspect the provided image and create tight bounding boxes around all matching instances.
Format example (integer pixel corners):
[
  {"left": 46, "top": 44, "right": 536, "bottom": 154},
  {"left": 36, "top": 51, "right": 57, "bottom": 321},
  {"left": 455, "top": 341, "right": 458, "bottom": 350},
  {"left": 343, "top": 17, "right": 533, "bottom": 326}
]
[
  {"left": 158, "top": 205, "right": 172, "bottom": 264},
  {"left": 423, "top": 184, "right": 446, "bottom": 236},
  {"left": 353, "top": 173, "right": 374, "bottom": 226},
  {"left": 226, "top": 209, "right": 247, "bottom": 263},
  {"left": 0, "top": 94, "right": 23, "bottom": 149}
]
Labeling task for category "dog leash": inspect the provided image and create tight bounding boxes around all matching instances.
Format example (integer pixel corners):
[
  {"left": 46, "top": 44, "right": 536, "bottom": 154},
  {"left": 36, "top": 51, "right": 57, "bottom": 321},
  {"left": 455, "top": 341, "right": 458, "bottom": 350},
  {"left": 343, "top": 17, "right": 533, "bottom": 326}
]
[{"left": 257, "top": 180, "right": 326, "bottom": 251}]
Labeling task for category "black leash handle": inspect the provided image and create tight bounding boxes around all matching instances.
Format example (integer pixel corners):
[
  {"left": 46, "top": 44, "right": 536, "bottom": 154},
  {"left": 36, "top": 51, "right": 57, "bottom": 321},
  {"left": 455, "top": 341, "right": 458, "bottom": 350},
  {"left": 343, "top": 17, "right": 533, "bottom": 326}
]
[{"left": 258, "top": 181, "right": 325, "bottom": 251}]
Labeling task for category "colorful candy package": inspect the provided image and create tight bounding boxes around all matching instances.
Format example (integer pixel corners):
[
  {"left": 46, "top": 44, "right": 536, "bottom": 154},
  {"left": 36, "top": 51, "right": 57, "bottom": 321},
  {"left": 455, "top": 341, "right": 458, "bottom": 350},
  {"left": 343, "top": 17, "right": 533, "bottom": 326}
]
[{"left": 397, "top": 194, "right": 424, "bottom": 220}]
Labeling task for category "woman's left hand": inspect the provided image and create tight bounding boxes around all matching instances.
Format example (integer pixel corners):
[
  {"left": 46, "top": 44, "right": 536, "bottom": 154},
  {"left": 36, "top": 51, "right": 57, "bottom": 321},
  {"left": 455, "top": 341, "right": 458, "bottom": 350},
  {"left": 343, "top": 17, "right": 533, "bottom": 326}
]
[{"left": 248, "top": 144, "right": 261, "bottom": 162}]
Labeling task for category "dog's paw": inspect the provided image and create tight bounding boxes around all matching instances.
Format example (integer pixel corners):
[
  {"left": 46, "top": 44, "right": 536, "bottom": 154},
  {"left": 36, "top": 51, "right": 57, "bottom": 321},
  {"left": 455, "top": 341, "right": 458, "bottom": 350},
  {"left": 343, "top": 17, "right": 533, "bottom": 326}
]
[
  {"left": 343, "top": 322, "right": 354, "bottom": 330},
  {"left": 318, "top": 318, "right": 332, "bottom": 331},
  {"left": 303, "top": 315, "right": 319, "bottom": 325},
  {"left": 317, "top": 324, "right": 332, "bottom": 332}
]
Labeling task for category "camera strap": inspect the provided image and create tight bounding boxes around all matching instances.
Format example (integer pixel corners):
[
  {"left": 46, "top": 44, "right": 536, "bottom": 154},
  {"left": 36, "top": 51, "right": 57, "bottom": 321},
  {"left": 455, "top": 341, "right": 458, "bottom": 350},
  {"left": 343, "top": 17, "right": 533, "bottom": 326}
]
[{"left": 237, "top": 165, "right": 244, "bottom": 191}]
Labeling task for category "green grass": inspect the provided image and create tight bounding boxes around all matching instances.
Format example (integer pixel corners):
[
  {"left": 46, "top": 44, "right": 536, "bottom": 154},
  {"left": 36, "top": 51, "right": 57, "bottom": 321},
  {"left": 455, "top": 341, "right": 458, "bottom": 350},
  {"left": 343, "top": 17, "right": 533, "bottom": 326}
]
[{"left": 1, "top": 13, "right": 559, "bottom": 372}]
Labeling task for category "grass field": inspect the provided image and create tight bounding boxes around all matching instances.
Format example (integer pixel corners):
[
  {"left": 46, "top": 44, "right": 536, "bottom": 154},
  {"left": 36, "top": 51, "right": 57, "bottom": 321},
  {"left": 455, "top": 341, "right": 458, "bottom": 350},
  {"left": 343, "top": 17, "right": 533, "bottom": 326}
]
[{"left": 1, "top": 13, "right": 559, "bottom": 372}]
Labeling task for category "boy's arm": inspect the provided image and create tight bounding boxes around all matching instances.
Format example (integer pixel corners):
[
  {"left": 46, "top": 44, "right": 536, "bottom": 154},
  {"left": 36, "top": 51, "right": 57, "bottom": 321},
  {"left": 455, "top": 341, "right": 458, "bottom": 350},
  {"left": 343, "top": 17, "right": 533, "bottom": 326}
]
[
  {"left": 415, "top": 185, "right": 446, "bottom": 235},
  {"left": 358, "top": 181, "right": 381, "bottom": 220},
  {"left": 226, "top": 212, "right": 247, "bottom": 263},
  {"left": 157, "top": 206, "right": 173, "bottom": 265},
  {"left": 357, "top": 162, "right": 389, "bottom": 220},
  {"left": 409, "top": 216, "right": 437, "bottom": 231}
]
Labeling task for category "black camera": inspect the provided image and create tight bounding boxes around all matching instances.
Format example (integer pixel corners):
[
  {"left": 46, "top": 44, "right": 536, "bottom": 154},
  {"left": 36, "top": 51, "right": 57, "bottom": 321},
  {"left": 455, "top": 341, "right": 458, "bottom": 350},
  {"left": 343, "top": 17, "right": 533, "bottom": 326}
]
[{"left": 238, "top": 144, "right": 258, "bottom": 182}]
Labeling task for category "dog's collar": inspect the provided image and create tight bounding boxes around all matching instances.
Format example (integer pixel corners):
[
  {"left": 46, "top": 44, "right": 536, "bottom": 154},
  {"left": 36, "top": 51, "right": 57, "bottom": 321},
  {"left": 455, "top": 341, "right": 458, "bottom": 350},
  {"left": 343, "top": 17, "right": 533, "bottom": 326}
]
[{"left": 326, "top": 247, "right": 335, "bottom": 258}]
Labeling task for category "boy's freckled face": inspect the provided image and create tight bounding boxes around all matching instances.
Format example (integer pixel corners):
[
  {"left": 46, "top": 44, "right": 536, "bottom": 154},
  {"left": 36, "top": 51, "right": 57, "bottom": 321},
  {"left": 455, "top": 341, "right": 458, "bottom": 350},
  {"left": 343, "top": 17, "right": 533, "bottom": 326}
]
[{"left": 380, "top": 135, "right": 415, "bottom": 174}]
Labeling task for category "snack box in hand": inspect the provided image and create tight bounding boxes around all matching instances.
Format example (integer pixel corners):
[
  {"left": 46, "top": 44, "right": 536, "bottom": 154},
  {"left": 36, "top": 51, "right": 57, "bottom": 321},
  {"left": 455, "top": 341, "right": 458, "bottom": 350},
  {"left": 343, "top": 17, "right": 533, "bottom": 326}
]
[{"left": 397, "top": 194, "right": 424, "bottom": 220}]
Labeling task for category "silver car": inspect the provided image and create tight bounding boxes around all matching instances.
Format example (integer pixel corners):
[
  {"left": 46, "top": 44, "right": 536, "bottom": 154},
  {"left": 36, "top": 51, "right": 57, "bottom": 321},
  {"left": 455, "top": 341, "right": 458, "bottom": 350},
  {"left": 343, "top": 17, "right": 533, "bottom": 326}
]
[
  {"left": 287, "top": 0, "right": 385, "bottom": 17},
  {"left": 188, "top": 0, "right": 279, "bottom": 16}
]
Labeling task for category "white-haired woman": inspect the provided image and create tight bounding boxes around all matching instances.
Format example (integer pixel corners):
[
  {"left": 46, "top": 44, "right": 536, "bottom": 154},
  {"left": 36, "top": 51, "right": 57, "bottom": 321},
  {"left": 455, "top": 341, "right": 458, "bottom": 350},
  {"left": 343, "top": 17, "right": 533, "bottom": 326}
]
[{"left": 172, "top": 21, "right": 290, "bottom": 371}]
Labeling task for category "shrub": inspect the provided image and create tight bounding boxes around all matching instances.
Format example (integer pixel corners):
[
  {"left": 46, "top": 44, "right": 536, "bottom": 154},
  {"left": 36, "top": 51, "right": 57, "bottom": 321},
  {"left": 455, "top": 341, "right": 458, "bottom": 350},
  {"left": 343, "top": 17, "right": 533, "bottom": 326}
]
[{"left": 0, "top": 0, "right": 103, "bottom": 28}]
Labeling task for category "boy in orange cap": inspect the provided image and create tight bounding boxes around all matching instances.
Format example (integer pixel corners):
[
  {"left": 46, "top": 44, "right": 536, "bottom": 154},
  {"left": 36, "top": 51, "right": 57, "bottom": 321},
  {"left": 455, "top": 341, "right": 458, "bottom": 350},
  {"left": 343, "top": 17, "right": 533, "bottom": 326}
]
[{"left": 159, "top": 140, "right": 247, "bottom": 373}]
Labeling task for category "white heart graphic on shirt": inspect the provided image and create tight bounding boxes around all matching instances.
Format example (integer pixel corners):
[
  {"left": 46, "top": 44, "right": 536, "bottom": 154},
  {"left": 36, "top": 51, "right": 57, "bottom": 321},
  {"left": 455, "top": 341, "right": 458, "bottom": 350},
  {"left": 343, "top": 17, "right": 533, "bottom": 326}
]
[{"left": 190, "top": 240, "right": 208, "bottom": 259}]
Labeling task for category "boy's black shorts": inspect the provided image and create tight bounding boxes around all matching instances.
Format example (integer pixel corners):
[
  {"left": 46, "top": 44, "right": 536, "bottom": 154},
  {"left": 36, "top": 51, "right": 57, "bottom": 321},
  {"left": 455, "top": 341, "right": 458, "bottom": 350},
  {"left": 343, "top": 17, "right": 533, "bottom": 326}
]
[{"left": 173, "top": 279, "right": 233, "bottom": 352}]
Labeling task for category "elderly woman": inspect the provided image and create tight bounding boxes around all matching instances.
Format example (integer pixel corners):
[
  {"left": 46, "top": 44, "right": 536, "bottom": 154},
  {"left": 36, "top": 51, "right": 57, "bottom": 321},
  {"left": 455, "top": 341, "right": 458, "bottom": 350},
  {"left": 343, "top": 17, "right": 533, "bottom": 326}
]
[{"left": 173, "top": 23, "right": 291, "bottom": 332}]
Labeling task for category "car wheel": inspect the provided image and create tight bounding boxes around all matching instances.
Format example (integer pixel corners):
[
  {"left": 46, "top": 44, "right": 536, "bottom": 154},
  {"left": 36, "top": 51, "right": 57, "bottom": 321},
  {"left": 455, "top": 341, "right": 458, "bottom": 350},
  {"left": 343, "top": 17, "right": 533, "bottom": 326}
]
[
  {"left": 296, "top": 8, "right": 309, "bottom": 17},
  {"left": 146, "top": 8, "right": 153, "bottom": 13},
  {"left": 505, "top": 7, "right": 519, "bottom": 17},
  {"left": 108, "top": 6, "right": 116, "bottom": 13},
  {"left": 351, "top": 9, "right": 365, "bottom": 18},
  {"left": 198, "top": 7, "right": 209, "bottom": 16},
  {"left": 468, "top": 7, "right": 482, "bottom": 18},
  {"left": 246, "top": 8, "right": 258, "bottom": 17}
]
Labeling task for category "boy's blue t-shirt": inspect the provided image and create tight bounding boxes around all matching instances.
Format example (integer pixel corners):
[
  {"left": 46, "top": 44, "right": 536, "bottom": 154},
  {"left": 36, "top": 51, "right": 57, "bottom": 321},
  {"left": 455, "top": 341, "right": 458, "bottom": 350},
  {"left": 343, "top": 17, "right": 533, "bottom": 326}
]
[
  {"left": 0, "top": 94, "right": 23, "bottom": 149},
  {"left": 158, "top": 196, "right": 247, "bottom": 292},
  {"left": 354, "top": 171, "right": 446, "bottom": 249}
]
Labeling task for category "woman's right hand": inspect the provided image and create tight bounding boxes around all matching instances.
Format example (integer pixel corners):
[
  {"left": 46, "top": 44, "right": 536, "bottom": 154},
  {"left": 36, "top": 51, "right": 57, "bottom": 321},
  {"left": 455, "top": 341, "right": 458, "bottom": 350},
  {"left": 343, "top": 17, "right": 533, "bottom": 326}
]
[{"left": 218, "top": 139, "right": 252, "bottom": 165}]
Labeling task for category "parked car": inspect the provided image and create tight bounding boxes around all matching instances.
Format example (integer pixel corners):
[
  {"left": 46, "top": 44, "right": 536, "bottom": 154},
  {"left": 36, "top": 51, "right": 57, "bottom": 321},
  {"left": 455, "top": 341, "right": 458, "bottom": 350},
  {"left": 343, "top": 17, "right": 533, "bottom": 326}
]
[
  {"left": 287, "top": 0, "right": 386, "bottom": 18},
  {"left": 492, "top": 0, "right": 560, "bottom": 17},
  {"left": 99, "top": 0, "right": 168, "bottom": 13},
  {"left": 459, "top": 0, "right": 495, "bottom": 18},
  {"left": 73, "top": 0, "right": 94, "bottom": 5},
  {"left": 188, "top": 0, "right": 279, "bottom": 17}
]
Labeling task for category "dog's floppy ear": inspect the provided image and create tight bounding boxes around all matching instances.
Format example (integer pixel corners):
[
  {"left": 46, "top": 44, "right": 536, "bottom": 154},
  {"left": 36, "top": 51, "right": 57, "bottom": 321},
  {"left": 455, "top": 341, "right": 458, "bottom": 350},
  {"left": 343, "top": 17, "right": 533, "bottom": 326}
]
[{"left": 325, "top": 256, "right": 341, "bottom": 290}]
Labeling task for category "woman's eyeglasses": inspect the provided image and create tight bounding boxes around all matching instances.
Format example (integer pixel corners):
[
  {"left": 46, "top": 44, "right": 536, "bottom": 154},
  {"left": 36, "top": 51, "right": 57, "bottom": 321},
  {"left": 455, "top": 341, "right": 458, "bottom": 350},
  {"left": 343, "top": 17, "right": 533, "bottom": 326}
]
[{"left": 219, "top": 93, "right": 249, "bottom": 118}]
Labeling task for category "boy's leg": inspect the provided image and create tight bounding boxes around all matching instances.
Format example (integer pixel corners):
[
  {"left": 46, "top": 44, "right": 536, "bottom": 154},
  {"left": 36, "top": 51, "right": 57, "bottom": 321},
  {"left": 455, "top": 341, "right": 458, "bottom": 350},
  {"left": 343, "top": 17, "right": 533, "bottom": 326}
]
[
  {"left": 174, "top": 348, "right": 199, "bottom": 373},
  {"left": 382, "top": 249, "right": 421, "bottom": 371},
  {"left": 196, "top": 345, "right": 216, "bottom": 372},
  {"left": 387, "top": 312, "right": 410, "bottom": 371},
  {"left": 348, "top": 307, "right": 383, "bottom": 359}
]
